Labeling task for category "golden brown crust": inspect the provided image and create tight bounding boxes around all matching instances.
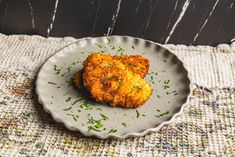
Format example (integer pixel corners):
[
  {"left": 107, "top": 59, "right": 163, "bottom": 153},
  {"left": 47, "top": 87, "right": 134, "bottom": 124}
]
[
  {"left": 113, "top": 55, "right": 149, "bottom": 78},
  {"left": 82, "top": 53, "right": 152, "bottom": 108},
  {"left": 74, "top": 54, "right": 150, "bottom": 88}
]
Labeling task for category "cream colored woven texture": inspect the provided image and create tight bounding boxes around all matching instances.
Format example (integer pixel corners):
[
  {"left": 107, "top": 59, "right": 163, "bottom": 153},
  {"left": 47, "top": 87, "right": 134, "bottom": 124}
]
[{"left": 0, "top": 34, "right": 234, "bottom": 157}]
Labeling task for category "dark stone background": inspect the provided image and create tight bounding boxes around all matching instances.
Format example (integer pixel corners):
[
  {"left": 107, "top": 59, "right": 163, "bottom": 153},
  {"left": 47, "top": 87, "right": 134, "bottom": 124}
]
[{"left": 0, "top": 0, "right": 234, "bottom": 45}]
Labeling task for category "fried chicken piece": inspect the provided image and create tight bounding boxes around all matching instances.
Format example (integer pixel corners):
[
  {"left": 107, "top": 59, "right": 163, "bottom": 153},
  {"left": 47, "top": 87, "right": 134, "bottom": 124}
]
[
  {"left": 73, "top": 53, "right": 149, "bottom": 88},
  {"left": 82, "top": 53, "right": 152, "bottom": 108},
  {"left": 113, "top": 55, "right": 149, "bottom": 78},
  {"left": 73, "top": 70, "right": 83, "bottom": 88}
]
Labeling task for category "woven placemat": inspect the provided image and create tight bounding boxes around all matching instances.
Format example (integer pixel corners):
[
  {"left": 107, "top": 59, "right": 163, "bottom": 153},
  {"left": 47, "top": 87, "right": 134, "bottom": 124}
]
[{"left": 0, "top": 34, "right": 234, "bottom": 156}]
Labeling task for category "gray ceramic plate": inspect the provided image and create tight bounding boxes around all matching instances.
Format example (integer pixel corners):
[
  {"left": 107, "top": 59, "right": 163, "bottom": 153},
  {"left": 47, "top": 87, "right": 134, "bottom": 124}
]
[{"left": 36, "top": 36, "right": 190, "bottom": 139}]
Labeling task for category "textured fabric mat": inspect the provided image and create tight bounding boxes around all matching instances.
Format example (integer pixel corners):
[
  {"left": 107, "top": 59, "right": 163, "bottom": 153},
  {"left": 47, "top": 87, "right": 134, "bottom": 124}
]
[{"left": 0, "top": 34, "right": 234, "bottom": 157}]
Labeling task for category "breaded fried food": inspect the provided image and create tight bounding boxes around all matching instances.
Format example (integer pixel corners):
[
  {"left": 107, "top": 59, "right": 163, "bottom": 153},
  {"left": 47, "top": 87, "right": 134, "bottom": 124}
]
[
  {"left": 113, "top": 55, "right": 149, "bottom": 78},
  {"left": 73, "top": 54, "right": 149, "bottom": 88},
  {"left": 73, "top": 70, "right": 83, "bottom": 88},
  {"left": 82, "top": 53, "right": 152, "bottom": 108}
]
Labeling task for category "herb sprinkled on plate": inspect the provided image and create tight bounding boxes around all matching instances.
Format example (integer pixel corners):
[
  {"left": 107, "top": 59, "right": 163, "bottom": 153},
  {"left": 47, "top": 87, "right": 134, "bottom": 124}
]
[
  {"left": 48, "top": 81, "right": 57, "bottom": 85},
  {"left": 121, "top": 122, "right": 128, "bottom": 128},
  {"left": 66, "top": 113, "right": 79, "bottom": 121},
  {"left": 65, "top": 97, "right": 72, "bottom": 102},
  {"left": 136, "top": 110, "right": 140, "bottom": 118},
  {"left": 108, "top": 128, "right": 117, "bottom": 133},
  {"left": 155, "top": 111, "right": 170, "bottom": 118},
  {"left": 100, "top": 113, "right": 109, "bottom": 121}
]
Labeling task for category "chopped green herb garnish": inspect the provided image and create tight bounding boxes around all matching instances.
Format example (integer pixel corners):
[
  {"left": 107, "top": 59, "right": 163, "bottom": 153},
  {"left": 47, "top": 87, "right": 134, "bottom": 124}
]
[
  {"left": 103, "top": 63, "right": 113, "bottom": 67},
  {"left": 110, "top": 45, "right": 115, "bottom": 50},
  {"left": 88, "top": 126, "right": 101, "bottom": 132},
  {"left": 80, "top": 101, "right": 92, "bottom": 110},
  {"left": 156, "top": 109, "right": 161, "bottom": 112},
  {"left": 53, "top": 65, "right": 61, "bottom": 75},
  {"left": 155, "top": 111, "right": 169, "bottom": 118},
  {"left": 61, "top": 73, "right": 65, "bottom": 77},
  {"left": 71, "top": 98, "right": 83, "bottom": 106},
  {"left": 118, "top": 47, "right": 126, "bottom": 55},
  {"left": 173, "top": 93, "right": 178, "bottom": 96},
  {"left": 63, "top": 106, "right": 72, "bottom": 111},
  {"left": 67, "top": 67, "right": 71, "bottom": 73},
  {"left": 159, "top": 111, "right": 169, "bottom": 116},
  {"left": 95, "top": 43, "right": 103, "bottom": 48},
  {"left": 164, "top": 85, "right": 170, "bottom": 89},
  {"left": 87, "top": 115, "right": 105, "bottom": 131},
  {"left": 66, "top": 113, "right": 79, "bottom": 121},
  {"left": 118, "top": 47, "right": 125, "bottom": 52},
  {"left": 136, "top": 110, "right": 140, "bottom": 118},
  {"left": 131, "top": 45, "right": 135, "bottom": 49},
  {"left": 95, "top": 121, "right": 103, "bottom": 129},
  {"left": 96, "top": 108, "right": 102, "bottom": 111},
  {"left": 100, "top": 113, "right": 109, "bottom": 121},
  {"left": 101, "top": 45, "right": 109, "bottom": 53},
  {"left": 108, "top": 128, "right": 117, "bottom": 133},
  {"left": 72, "top": 61, "right": 76, "bottom": 65},
  {"left": 164, "top": 80, "right": 170, "bottom": 84},
  {"left": 65, "top": 97, "right": 72, "bottom": 102},
  {"left": 48, "top": 82, "right": 57, "bottom": 85},
  {"left": 122, "top": 122, "right": 128, "bottom": 128},
  {"left": 56, "top": 86, "right": 61, "bottom": 88},
  {"left": 166, "top": 90, "right": 178, "bottom": 95},
  {"left": 106, "top": 36, "right": 111, "bottom": 44},
  {"left": 156, "top": 94, "right": 161, "bottom": 99},
  {"left": 164, "top": 59, "right": 167, "bottom": 62}
]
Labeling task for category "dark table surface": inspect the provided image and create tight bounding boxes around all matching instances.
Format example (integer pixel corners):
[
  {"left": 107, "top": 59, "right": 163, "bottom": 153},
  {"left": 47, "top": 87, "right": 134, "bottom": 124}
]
[{"left": 0, "top": 0, "right": 234, "bottom": 46}]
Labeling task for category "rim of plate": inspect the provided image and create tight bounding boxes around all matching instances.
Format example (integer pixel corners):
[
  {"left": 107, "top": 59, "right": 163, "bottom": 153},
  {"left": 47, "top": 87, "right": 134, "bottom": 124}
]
[{"left": 35, "top": 35, "right": 192, "bottom": 139}]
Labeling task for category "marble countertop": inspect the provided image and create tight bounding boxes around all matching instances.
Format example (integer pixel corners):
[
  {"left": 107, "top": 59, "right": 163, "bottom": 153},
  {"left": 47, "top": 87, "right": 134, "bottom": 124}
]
[{"left": 0, "top": 0, "right": 234, "bottom": 45}]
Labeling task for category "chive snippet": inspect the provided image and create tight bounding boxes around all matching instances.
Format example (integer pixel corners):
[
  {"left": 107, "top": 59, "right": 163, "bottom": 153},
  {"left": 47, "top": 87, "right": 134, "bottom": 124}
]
[
  {"left": 53, "top": 65, "right": 61, "bottom": 75},
  {"left": 48, "top": 82, "right": 57, "bottom": 85},
  {"left": 136, "top": 110, "right": 140, "bottom": 118},
  {"left": 164, "top": 80, "right": 170, "bottom": 84},
  {"left": 63, "top": 106, "right": 72, "bottom": 111},
  {"left": 121, "top": 122, "right": 128, "bottom": 128},
  {"left": 80, "top": 101, "right": 92, "bottom": 110},
  {"left": 108, "top": 128, "right": 117, "bottom": 133},
  {"left": 65, "top": 97, "right": 72, "bottom": 102},
  {"left": 155, "top": 111, "right": 169, "bottom": 118},
  {"left": 66, "top": 113, "right": 79, "bottom": 121},
  {"left": 100, "top": 113, "right": 109, "bottom": 121}
]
